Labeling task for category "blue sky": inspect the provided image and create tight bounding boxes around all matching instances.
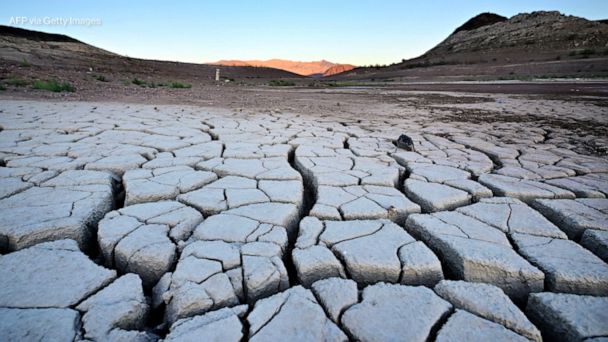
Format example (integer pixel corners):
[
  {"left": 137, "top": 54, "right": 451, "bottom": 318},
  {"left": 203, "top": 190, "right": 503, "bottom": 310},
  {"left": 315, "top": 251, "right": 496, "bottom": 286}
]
[{"left": 2, "top": 1, "right": 607, "bottom": 66}]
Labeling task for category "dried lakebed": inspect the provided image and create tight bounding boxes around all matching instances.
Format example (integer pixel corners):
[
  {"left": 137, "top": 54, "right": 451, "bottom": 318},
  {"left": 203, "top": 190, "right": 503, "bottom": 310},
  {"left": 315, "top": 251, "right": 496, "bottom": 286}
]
[{"left": 0, "top": 99, "right": 607, "bottom": 342}]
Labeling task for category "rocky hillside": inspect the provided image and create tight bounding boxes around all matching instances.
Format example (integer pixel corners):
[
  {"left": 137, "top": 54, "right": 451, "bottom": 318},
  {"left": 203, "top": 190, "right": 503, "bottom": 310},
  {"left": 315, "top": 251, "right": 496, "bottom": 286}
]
[
  {"left": 0, "top": 25, "right": 82, "bottom": 43},
  {"left": 0, "top": 25, "right": 300, "bottom": 86},
  {"left": 214, "top": 59, "right": 354, "bottom": 76},
  {"left": 415, "top": 11, "right": 608, "bottom": 65},
  {"left": 335, "top": 11, "right": 608, "bottom": 81},
  {"left": 0, "top": 25, "right": 117, "bottom": 65}
]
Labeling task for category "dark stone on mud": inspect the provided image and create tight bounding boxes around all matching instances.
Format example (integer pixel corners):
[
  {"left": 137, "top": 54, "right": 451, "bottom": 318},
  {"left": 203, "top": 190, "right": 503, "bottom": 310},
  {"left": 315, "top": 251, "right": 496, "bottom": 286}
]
[{"left": 396, "top": 134, "right": 415, "bottom": 151}]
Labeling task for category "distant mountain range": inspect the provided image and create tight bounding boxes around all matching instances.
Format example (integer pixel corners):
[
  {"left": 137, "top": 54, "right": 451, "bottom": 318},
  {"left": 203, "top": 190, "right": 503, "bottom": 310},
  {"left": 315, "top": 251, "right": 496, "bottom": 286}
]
[{"left": 212, "top": 59, "right": 355, "bottom": 77}]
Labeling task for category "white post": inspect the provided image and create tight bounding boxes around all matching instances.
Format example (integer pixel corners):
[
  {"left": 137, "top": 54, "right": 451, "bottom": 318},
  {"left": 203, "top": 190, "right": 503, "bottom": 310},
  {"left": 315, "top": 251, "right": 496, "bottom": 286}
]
[{"left": 215, "top": 69, "right": 220, "bottom": 81}]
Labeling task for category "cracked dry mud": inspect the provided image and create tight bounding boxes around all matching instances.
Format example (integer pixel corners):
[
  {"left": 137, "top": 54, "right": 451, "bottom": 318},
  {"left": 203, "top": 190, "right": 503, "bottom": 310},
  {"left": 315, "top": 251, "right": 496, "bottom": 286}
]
[{"left": 0, "top": 99, "right": 607, "bottom": 342}]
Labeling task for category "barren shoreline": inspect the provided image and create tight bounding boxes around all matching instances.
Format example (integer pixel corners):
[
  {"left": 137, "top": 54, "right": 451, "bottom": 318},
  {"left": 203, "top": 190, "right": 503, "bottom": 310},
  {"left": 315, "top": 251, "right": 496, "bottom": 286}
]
[{"left": 1, "top": 87, "right": 607, "bottom": 340}]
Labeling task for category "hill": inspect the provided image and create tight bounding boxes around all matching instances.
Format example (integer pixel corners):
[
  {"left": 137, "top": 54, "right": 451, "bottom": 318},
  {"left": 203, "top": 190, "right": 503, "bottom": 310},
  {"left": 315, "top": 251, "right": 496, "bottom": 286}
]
[
  {"left": 0, "top": 25, "right": 301, "bottom": 87},
  {"left": 335, "top": 11, "right": 608, "bottom": 81},
  {"left": 0, "top": 25, "right": 83, "bottom": 43},
  {"left": 420, "top": 11, "right": 608, "bottom": 65},
  {"left": 452, "top": 12, "right": 507, "bottom": 34},
  {"left": 322, "top": 64, "right": 356, "bottom": 76}
]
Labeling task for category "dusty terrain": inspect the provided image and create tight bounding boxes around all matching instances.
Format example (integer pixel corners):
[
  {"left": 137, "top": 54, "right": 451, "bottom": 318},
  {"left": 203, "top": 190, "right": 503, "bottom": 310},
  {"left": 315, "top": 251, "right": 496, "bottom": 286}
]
[
  {"left": 0, "top": 87, "right": 607, "bottom": 341},
  {"left": 3, "top": 80, "right": 607, "bottom": 154}
]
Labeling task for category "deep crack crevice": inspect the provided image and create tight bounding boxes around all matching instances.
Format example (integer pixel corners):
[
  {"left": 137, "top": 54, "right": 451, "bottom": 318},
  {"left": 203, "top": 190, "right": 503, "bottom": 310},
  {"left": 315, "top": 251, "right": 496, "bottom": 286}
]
[
  {"left": 426, "top": 306, "right": 455, "bottom": 342},
  {"left": 284, "top": 147, "right": 315, "bottom": 287},
  {"left": 249, "top": 294, "right": 289, "bottom": 338}
]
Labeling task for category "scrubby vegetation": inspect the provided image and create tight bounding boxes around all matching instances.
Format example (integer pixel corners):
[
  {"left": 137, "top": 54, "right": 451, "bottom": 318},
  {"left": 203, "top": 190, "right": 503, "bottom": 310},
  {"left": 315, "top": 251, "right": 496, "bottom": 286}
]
[
  {"left": 268, "top": 80, "right": 295, "bottom": 86},
  {"left": 32, "top": 79, "right": 75, "bottom": 92},
  {"left": 132, "top": 78, "right": 146, "bottom": 86},
  {"left": 169, "top": 82, "right": 191, "bottom": 89},
  {"left": 93, "top": 75, "right": 108, "bottom": 82},
  {"left": 130, "top": 78, "right": 191, "bottom": 89}
]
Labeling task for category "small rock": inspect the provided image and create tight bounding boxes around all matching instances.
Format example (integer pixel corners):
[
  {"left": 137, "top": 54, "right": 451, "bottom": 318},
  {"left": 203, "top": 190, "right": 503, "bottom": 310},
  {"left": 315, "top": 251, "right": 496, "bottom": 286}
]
[{"left": 396, "top": 134, "right": 415, "bottom": 151}]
